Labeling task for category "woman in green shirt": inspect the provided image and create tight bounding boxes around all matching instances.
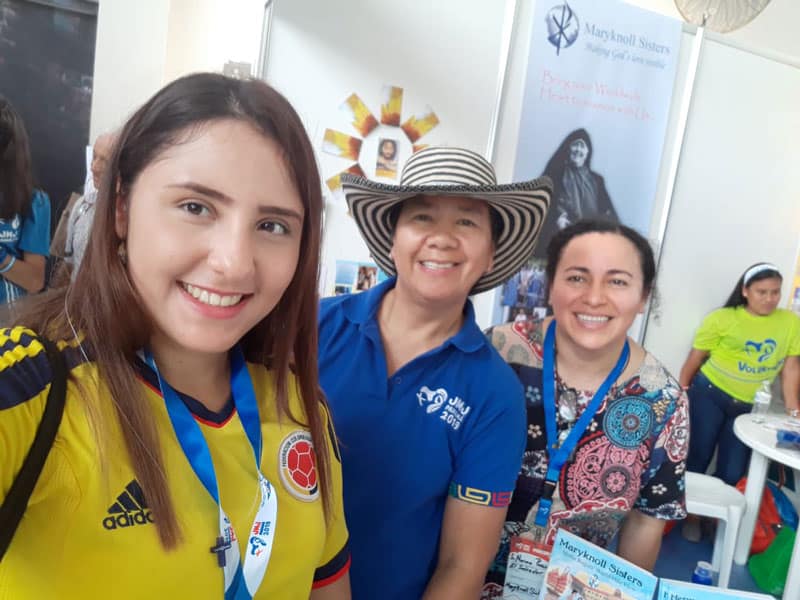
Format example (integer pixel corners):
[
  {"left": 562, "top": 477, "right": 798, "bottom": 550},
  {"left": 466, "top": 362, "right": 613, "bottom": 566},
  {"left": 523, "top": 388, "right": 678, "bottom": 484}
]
[
  {"left": 680, "top": 263, "right": 800, "bottom": 486},
  {"left": 680, "top": 263, "right": 800, "bottom": 541}
]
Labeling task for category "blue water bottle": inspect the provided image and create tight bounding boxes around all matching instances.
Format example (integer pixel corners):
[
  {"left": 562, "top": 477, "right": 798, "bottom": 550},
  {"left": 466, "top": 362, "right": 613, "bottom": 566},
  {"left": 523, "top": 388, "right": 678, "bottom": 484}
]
[{"left": 691, "top": 560, "right": 714, "bottom": 586}]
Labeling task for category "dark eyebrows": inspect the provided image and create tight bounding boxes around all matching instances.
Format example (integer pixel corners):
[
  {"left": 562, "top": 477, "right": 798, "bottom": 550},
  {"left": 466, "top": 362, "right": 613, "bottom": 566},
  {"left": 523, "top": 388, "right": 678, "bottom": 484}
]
[
  {"left": 403, "top": 196, "right": 487, "bottom": 215},
  {"left": 167, "top": 181, "right": 303, "bottom": 222},
  {"left": 563, "top": 266, "right": 634, "bottom": 278},
  {"left": 168, "top": 182, "right": 230, "bottom": 202},
  {"left": 261, "top": 205, "right": 304, "bottom": 223},
  {"left": 456, "top": 202, "right": 485, "bottom": 215},
  {"left": 607, "top": 269, "right": 634, "bottom": 278}
]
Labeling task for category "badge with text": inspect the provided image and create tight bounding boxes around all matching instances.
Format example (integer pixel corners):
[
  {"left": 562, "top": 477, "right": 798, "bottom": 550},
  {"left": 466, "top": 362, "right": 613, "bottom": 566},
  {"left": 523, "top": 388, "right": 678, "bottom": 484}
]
[{"left": 502, "top": 535, "right": 551, "bottom": 600}]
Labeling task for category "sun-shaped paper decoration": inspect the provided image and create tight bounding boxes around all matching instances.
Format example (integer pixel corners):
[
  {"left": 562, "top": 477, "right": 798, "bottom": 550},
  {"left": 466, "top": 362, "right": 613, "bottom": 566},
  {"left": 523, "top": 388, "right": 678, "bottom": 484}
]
[{"left": 321, "top": 85, "right": 440, "bottom": 192}]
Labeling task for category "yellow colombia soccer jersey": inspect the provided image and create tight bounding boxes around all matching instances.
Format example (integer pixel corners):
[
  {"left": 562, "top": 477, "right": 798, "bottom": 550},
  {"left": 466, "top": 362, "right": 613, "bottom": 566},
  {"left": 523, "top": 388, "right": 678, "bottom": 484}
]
[{"left": 0, "top": 327, "right": 350, "bottom": 599}]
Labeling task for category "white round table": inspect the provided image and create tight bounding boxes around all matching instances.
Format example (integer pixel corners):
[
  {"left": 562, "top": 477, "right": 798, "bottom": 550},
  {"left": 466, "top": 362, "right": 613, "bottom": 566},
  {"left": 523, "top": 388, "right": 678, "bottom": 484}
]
[{"left": 733, "top": 413, "right": 800, "bottom": 600}]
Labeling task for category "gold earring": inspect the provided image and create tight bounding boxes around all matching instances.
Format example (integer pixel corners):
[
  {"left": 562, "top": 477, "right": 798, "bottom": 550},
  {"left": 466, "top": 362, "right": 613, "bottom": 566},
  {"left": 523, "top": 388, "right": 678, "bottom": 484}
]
[{"left": 117, "top": 241, "right": 128, "bottom": 265}]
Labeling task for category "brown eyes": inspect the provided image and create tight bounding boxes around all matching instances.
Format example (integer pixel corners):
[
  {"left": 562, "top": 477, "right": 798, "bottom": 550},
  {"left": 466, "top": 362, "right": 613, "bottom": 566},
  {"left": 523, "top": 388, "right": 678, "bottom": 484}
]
[{"left": 181, "top": 201, "right": 210, "bottom": 216}]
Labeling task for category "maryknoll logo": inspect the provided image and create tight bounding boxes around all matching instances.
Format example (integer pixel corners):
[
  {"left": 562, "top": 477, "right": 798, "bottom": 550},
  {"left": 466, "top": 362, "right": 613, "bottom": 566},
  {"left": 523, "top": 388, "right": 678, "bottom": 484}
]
[
  {"left": 546, "top": 3, "right": 580, "bottom": 55},
  {"left": 102, "top": 480, "right": 154, "bottom": 530}
]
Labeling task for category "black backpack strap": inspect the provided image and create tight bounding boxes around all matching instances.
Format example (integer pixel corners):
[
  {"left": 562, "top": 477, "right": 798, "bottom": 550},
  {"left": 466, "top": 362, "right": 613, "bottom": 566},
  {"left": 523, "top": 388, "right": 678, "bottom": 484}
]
[{"left": 0, "top": 337, "right": 67, "bottom": 561}]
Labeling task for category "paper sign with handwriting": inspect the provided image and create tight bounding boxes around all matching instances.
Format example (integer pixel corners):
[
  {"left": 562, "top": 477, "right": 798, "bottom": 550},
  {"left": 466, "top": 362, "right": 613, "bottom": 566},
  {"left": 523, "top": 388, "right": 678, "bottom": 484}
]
[{"left": 503, "top": 536, "right": 551, "bottom": 599}]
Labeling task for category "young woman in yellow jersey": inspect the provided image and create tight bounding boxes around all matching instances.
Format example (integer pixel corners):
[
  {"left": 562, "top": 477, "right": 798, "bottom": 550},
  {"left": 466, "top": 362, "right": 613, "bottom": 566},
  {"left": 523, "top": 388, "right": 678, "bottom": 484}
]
[{"left": 0, "top": 73, "right": 350, "bottom": 599}]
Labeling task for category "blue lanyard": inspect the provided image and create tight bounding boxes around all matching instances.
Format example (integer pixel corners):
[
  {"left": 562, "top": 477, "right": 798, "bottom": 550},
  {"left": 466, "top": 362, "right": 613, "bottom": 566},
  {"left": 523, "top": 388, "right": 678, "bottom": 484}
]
[
  {"left": 144, "top": 347, "right": 276, "bottom": 600},
  {"left": 534, "top": 320, "right": 630, "bottom": 527}
]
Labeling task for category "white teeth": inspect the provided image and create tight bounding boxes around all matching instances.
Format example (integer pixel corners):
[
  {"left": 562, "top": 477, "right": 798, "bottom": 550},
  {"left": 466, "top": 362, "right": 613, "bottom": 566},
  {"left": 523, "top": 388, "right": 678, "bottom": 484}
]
[
  {"left": 421, "top": 261, "right": 456, "bottom": 270},
  {"left": 221, "top": 295, "right": 240, "bottom": 307},
  {"left": 577, "top": 314, "right": 610, "bottom": 323},
  {"left": 183, "top": 283, "right": 243, "bottom": 307}
]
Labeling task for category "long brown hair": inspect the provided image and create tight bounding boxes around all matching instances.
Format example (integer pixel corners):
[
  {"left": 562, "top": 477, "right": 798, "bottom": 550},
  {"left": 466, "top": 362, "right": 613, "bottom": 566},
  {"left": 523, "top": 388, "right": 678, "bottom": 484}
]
[
  {"left": 0, "top": 96, "right": 34, "bottom": 220},
  {"left": 15, "top": 73, "right": 329, "bottom": 549}
]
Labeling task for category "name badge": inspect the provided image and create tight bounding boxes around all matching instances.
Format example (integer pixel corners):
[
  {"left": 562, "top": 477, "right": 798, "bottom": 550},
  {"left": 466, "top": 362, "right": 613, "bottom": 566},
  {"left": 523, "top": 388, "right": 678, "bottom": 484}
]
[{"left": 502, "top": 535, "right": 551, "bottom": 600}]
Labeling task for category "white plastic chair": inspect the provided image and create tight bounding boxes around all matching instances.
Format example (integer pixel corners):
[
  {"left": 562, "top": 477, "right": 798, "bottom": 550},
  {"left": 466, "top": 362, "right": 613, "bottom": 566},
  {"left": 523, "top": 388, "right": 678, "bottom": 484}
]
[{"left": 684, "top": 471, "right": 747, "bottom": 588}]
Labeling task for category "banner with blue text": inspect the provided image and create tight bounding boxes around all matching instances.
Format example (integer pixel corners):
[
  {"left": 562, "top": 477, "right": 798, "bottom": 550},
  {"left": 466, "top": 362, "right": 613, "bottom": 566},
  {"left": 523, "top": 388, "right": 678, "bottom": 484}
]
[{"left": 497, "top": 0, "right": 680, "bottom": 323}]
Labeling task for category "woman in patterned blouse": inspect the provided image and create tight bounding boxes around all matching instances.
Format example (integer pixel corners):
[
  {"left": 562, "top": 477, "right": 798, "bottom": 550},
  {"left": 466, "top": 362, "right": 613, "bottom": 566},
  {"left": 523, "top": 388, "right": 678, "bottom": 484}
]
[{"left": 483, "top": 219, "right": 688, "bottom": 594}]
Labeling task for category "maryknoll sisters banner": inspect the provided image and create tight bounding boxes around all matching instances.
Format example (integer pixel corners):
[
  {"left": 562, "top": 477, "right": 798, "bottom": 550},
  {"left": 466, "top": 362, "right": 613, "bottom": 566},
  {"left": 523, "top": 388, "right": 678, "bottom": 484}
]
[{"left": 496, "top": 0, "right": 680, "bottom": 323}]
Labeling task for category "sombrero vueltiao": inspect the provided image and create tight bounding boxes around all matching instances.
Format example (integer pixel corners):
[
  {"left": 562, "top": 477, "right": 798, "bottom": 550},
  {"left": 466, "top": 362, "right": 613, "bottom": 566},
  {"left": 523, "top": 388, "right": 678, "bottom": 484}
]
[{"left": 341, "top": 146, "right": 552, "bottom": 294}]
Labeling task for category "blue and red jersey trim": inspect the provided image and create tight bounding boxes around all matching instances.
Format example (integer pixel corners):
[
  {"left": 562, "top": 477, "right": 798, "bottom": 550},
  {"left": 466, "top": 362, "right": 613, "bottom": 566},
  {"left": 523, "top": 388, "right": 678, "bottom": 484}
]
[{"left": 312, "top": 541, "right": 350, "bottom": 589}]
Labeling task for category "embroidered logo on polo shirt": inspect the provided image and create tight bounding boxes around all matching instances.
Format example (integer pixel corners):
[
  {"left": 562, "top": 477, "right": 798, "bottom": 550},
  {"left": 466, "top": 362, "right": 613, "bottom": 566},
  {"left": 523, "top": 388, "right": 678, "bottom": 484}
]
[
  {"left": 416, "top": 386, "right": 447, "bottom": 414},
  {"left": 102, "top": 480, "right": 154, "bottom": 530},
  {"left": 278, "top": 430, "right": 320, "bottom": 502},
  {"left": 416, "top": 385, "right": 472, "bottom": 431}
]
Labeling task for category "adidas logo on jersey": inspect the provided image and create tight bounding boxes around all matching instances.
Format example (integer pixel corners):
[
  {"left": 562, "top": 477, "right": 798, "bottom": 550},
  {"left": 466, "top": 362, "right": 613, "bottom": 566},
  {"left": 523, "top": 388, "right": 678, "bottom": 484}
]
[{"left": 102, "top": 480, "right": 154, "bottom": 530}]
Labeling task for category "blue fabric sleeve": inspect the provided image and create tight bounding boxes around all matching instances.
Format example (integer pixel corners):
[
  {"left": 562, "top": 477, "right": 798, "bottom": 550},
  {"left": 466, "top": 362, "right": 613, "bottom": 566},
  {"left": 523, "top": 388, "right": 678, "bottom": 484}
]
[
  {"left": 450, "top": 363, "right": 526, "bottom": 506},
  {"left": 18, "top": 190, "right": 51, "bottom": 257}
]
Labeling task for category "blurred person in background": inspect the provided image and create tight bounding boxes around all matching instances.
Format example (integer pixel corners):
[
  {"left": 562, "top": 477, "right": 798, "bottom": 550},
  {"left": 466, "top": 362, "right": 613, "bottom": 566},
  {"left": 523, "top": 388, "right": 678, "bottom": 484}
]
[{"left": 0, "top": 96, "right": 50, "bottom": 323}]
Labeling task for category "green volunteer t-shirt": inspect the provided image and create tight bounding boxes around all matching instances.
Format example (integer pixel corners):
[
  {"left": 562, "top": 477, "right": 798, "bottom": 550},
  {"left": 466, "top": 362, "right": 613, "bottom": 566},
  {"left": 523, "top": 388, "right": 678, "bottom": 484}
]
[{"left": 694, "top": 307, "right": 800, "bottom": 402}]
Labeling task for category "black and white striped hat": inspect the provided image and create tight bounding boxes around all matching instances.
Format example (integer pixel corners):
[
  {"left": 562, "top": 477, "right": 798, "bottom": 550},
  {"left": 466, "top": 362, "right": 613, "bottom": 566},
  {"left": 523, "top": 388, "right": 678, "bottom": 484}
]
[{"left": 341, "top": 146, "right": 552, "bottom": 294}]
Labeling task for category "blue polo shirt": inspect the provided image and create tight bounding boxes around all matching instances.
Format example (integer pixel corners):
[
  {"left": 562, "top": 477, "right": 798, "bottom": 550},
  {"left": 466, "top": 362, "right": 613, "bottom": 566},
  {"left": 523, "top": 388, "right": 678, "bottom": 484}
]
[
  {"left": 319, "top": 278, "right": 525, "bottom": 600},
  {"left": 0, "top": 190, "right": 50, "bottom": 305}
]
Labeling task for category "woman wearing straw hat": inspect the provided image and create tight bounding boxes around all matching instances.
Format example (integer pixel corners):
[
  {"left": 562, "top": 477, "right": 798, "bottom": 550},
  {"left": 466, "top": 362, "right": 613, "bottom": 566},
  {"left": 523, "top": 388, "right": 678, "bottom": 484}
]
[{"left": 318, "top": 146, "right": 551, "bottom": 600}]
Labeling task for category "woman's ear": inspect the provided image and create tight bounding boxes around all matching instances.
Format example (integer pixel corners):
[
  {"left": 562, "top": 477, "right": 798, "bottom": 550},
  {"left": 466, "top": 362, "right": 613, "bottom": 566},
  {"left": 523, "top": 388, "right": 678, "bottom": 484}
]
[{"left": 114, "top": 193, "right": 128, "bottom": 240}]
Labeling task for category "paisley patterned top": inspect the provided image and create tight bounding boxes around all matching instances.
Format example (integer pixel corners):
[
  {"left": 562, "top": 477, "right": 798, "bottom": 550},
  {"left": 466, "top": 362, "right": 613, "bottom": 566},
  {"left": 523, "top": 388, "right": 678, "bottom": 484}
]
[{"left": 484, "top": 319, "right": 688, "bottom": 587}]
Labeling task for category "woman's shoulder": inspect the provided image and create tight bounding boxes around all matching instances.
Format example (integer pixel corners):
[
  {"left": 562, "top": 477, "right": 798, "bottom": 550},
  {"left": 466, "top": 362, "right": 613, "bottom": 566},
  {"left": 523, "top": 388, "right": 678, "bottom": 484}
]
[
  {"left": 1, "top": 325, "right": 51, "bottom": 362},
  {"left": 485, "top": 318, "right": 545, "bottom": 367},
  {"left": 633, "top": 349, "right": 684, "bottom": 403},
  {"left": 637, "top": 349, "right": 677, "bottom": 382},
  {"left": 720, "top": 306, "right": 800, "bottom": 330},
  {"left": 698, "top": 306, "right": 739, "bottom": 329},
  {"left": 19, "top": 189, "right": 51, "bottom": 230},
  {"left": 27, "top": 189, "right": 51, "bottom": 216},
  {"left": 31, "top": 189, "right": 50, "bottom": 205},
  {"left": 766, "top": 309, "right": 800, "bottom": 342},
  {"left": 247, "top": 363, "right": 328, "bottom": 422},
  {"left": 769, "top": 308, "right": 800, "bottom": 324},
  {"left": 706, "top": 306, "right": 735, "bottom": 318},
  {"left": 0, "top": 326, "right": 56, "bottom": 413}
]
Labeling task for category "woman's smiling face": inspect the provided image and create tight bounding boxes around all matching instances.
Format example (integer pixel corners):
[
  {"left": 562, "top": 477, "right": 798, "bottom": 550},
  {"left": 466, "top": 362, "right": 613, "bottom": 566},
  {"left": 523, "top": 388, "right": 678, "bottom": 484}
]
[
  {"left": 116, "top": 118, "right": 304, "bottom": 359},
  {"left": 548, "top": 232, "right": 647, "bottom": 355},
  {"left": 390, "top": 194, "right": 494, "bottom": 307}
]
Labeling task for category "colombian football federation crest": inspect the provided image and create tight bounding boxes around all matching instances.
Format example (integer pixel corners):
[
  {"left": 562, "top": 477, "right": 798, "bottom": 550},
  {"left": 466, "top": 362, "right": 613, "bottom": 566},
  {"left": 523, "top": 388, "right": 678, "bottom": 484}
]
[{"left": 277, "top": 430, "right": 320, "bottom": 502}]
